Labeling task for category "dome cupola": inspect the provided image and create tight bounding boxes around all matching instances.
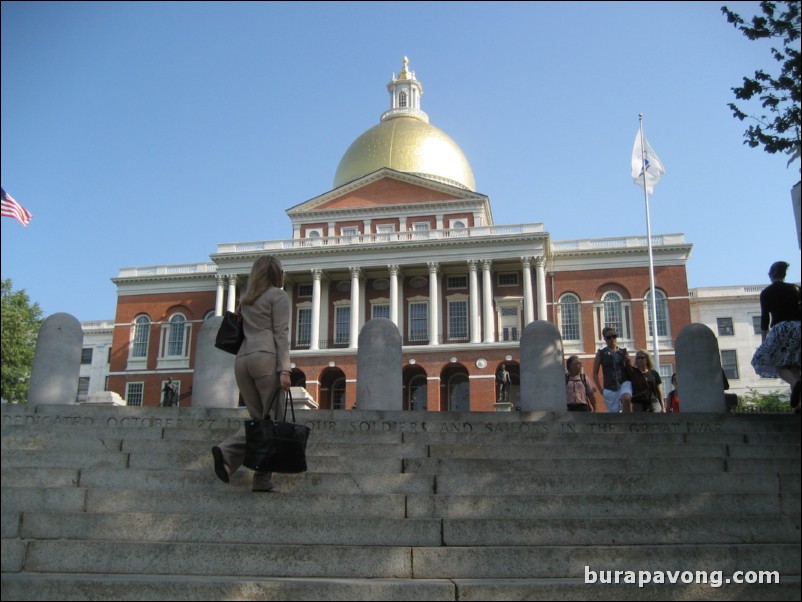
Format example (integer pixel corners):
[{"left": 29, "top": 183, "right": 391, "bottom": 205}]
[{"left": 333, "top": 58, "right": 476, "bottom": 191}]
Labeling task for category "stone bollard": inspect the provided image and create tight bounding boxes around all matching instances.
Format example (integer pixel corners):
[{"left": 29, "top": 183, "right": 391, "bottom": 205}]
[
  {"left": 357, "top": 318, "right": 402, "bottom": 410},
  {"left": 28, "top": 313, "right": 83, "bottom": 405},
  {"left": 676, "top": 323, "right": 726, "bottom": 412},
  {"left": 191, "top": 316, "right": 239, "bottom": 408},
  {"left": 519, "top": 320, "right": 565, "bottom": 412}
]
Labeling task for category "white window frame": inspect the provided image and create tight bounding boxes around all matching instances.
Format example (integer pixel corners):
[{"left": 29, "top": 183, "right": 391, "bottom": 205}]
[
  {"left": 296, "top": 303, "right": 312, "bottom": 347},
  {"left": 408, "top": 298, "right": 429, "bottom": 342},
  {"left": 497, "top": 300, "right": 523, "bottom": 342},
  {"left": 557, "top": 293, "right": 582, "bottom": 347},
  {"left": 593, "top": 291, "right": 633, "bottom": 347},
  {"left": 334, "top": 303, "right": 351, "bottom": 346},
  {"left": 644, "top": 289, "right": 672, "bottom": 347},
  {"left": 128, "top": 315, "right": 151, "bottom": 370},
  {"left": 371, "top": 297, "right": 390, "bottom": 320},
  {"left": 446, "top": 295, "right": 469, "bottom": 341},
  {"left": 157, "top": 312, "right": 191, "bottom": 370},
  {"left": 125, "top": 382, "right": 144, "bottom": 407}
]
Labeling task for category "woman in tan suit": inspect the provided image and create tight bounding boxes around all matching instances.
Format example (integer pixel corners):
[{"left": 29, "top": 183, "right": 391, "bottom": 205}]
[{"left": 212, "top": 255, "right": 292, "bottom": 492}]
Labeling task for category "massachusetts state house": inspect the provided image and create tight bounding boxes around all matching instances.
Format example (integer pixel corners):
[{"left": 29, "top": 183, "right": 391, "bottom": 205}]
[{"left": 108, "top": 58, "right": 692, "bottom": 411}]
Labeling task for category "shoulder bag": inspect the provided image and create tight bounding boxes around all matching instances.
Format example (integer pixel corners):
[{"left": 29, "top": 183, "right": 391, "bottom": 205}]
[
  {"left": 215, "top": 311, "right": 244, "bottom": 354},
  {"left": 243, "top": 389, "right": 311, "bottom": 473}
]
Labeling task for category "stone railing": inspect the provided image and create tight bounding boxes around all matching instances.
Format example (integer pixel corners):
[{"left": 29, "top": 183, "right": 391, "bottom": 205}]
[
  {"left": 116, "top": 263, "right": 217, "bottom": 279},
  {"left": 217, "top": 223, "right": 545, "bottom": 254},
  {"left": 551, "top": 233, "right": 686, "bottom": 252}
]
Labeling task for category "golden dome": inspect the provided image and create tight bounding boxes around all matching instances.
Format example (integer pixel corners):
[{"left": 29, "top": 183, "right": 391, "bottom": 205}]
[
  {"left": 333, "top": 58, "right": 476, "bottom": 191},
  {"left": 334, "top": 117, "right": 476, "bottom": 191}
]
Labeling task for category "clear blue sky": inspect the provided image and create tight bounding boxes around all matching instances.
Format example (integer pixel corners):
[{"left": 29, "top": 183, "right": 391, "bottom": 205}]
[{"left": 2, "top": 1, "right": 799, "bottom": 322}]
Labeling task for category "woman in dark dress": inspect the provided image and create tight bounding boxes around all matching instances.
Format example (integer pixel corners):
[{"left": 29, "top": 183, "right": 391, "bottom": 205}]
[{"left": 751, "top": 261, "right": 801, "bottom": 408}]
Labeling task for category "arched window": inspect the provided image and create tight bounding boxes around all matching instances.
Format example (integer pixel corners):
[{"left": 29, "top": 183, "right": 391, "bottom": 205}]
[
  {"left": 166, "top": 313, "right": 187, "bottom": 357},
  {"left": 448, "top": 373, "right": 470, "bottom": 411},
  {"left": 332, "top": 377, "right": 346, "bottom": 409},
  {"left": 645, "top": 289, "right": 669, "bottom": 338},
  {"left": 559, "top": 294, "right": 581, "bottom": 341},
  {"left": 602, "top": 292, "right": 624, "bottom": 336},
  {"left": 409, "top": 375, "right": 428, "bottom": 411},
  {"left": 398, "top": 91, "right": 408, "bottom": 108},
  {"left": 131, "top": 315, "right": 150, "bottom": 358}
]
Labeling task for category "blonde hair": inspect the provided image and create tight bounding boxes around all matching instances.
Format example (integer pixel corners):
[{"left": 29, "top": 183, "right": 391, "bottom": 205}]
[
  {"left": 241, "top": 255, "right": 283, "bottom": 305},
  {"left": 635, "top": 349, "right": 655, "bottom": 370}
]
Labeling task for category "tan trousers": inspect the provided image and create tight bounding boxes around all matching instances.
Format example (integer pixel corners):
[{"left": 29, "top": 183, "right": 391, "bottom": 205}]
[{"left": 217, "top": 352, "right": 284, "bottom": 488}]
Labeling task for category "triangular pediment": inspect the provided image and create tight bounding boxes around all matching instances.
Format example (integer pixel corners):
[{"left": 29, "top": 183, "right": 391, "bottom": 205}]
[{"left": 287, "top": 168, "right": 488, "bottom": 216}]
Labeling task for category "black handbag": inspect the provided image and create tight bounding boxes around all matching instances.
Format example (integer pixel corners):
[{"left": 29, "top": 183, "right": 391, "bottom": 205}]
[
  {"left": 215, "top": 311, "right": 244, "bottom": 354},
  {"left": 243, "top": 389, "right": 310, "bottom": 473}
]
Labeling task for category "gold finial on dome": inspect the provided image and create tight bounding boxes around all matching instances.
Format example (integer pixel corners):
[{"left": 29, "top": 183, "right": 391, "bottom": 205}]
[{"left": 398, "top": 56, "right": 413, "bottom": 80}]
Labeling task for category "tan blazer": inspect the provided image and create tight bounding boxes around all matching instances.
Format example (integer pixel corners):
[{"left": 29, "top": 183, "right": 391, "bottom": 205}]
[{"left": 237, "top": 286, "right": 291, "bottom": 373}]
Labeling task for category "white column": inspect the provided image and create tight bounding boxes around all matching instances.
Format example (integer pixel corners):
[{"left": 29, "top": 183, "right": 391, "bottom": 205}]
[
  {"left": 226, "top": 275, "right": 237, "bottom": 313},
  {"left": 388, "top": 265, "right": 400, "bottom": 327},
  {"left": 428, "top": 262, "right": 440, "bottom": 345},
  {"left": 311, "top": 268, "right": 322, "bottom": 351},
  {"left": 468, "top": 259, "right": 481, "bottom": 343},
  {"left": 215, "top": 275, "right": 225, "bottom": 316},
  {"left": 481, "top": 259, "right": 495, "bottom": 342},
  {"left": 535, "top": 255, "right": 548, "bottom": 321},
  {"left": 349, "top": 267, "right": 361, "bottom": 349},
  {"left": 521, "top": 256, "right": 535, "bottom": 325}
]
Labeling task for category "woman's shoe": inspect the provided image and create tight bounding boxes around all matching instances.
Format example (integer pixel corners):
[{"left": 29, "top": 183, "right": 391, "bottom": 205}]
[
  {"left": 252, "top": 471, "right": 274, "bottom": 492},
  {"left": 211, "top": 446, "right": 231, "bottom": 483}
]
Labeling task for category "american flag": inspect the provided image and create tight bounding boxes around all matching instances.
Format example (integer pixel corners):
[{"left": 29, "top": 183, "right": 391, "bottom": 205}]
[{"left": 1, "top": 188, "right": 32, "bottom": 227}]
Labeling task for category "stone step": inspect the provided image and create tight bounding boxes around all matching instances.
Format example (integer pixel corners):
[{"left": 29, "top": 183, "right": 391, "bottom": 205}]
[
  {"left": 403, "top": 456, "right": 801, "bottom": 474},
  {"left": 434, "top": 471, "right": 801, "bottom": 496},
  {"left": 3, "top": 573, "right": 799, "bottom": 602},
  {"left": 13, "top": 511, "right": 800, "bottom": 547},
  {"left": 6, "top": 540, "right": 799, "bottom": 580},
  {"left": 4, "top": 486, "right": 793, "bottom": 520},
  {"left": 4, "top": 464, "right": 799, "bottom": 498}
]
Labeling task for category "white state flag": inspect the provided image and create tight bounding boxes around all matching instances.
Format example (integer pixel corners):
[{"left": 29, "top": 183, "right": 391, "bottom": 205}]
[{"left": 631, "top": 131, "right": 665, "bottom": 194}]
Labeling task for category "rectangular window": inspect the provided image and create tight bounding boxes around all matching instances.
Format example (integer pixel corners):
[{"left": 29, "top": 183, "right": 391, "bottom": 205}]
[
  {"left": 448, "top": 300, "right": 468, "bottom": 340},
  {"left": 76, "top": 377, "right": 90, "bottom": 402},
  {"left": 376, "top": 224, "right": 394, "bottom": 241},
  {"left": 372, "top": 303, "right": 390, "bottom": 320},
  {"left": 498, "top": 272, "right": 519, "bottom": 286},
  {"left": 81, "top": 348, "right": 93, "bottom": 365},
  {"left": 334, "top": 306, "right": 350, "bottom": 345},
  {"left": 297, "top": 283, "right": 313, "bottom": 298},
  {"left": 296, "top": 307, "right": 312, "bottom": 347},
  {"left": 125, "top": 382, "right": 144, "bottom": 406},
  {"left": 717, "top": 317, "right": 734, "bottom": 336},
  {"left": 409, "top": 302, "right": 428, "bottom": 342},
  {"left": 341, "top": 227, "right": 358, "bottom": 244},
  {"left": 412, "top": 222, "right": 430, "bottom": 239},
  {"left": 447, "top": 275, "right": 467, "bottom": 289},
  {"left": 752, "top": 315, "right": 762, "bottom": 335},
  {"left": 721, "top": 350, "right": 739, "bottom": 380}
]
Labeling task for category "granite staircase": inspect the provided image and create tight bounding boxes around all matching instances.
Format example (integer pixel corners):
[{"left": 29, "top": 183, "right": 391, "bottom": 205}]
[{"left": 2, "top": 403, "right": 800, "bottom": 601}]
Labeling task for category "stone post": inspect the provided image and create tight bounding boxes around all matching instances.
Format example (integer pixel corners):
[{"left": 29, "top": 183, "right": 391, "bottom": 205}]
[
  {"left": 192, "top": 316, "right": 238, "bottom": 407},
  {"left": 356, "top": 318, "right": 402, "bottom": 410},
  {"left": 519, "top": 320, "right": 565, "bottom": 412},
  {"left": 676, "top": 323, "right": 726, "bottom": 412},
  {"left": 28, "top": 313, "right": 83, "bottom": 405}
]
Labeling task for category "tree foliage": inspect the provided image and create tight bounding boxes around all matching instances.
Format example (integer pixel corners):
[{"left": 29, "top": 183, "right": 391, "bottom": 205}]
[
  {"left": 722, "top": 1, "right": 801, "bottom": 160},
  {"left": 1, "top": 279, "right": 43, "bottom": 403}
]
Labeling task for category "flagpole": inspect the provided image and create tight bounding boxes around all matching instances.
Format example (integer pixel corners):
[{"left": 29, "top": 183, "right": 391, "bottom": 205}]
[{"left": 639, "top": 113, "right": 661, "bottom": 370}]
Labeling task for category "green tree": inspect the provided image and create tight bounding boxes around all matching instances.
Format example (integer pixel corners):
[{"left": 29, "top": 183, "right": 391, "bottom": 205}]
[
  {"left": 1, "top": 279, "right": 43, "bottom": 403},
  {"left": 722, "top": 1, "right": 801, "bottom": 160}
]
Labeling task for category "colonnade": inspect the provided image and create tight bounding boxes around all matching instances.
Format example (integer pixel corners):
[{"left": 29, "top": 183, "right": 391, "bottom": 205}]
[{"left": 214, "top": 256, "right": 548, "bottom": 347}]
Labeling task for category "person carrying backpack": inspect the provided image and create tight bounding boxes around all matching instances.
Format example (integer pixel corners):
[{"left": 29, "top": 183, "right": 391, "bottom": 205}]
[{"left": 565, "top": 355, "right": 597, "bottom": 412}]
